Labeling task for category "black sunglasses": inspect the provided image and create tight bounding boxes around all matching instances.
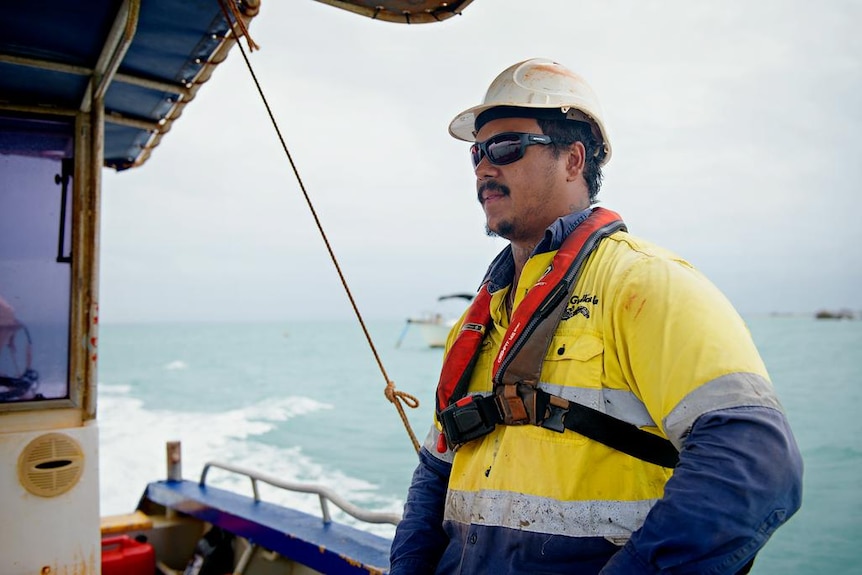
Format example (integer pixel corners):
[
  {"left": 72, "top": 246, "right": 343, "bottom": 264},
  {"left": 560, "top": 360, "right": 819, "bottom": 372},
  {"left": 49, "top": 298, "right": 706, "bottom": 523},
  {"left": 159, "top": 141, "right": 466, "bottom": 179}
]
[{"left": 470, "top": 132, "right": 553, "bottom": 168}]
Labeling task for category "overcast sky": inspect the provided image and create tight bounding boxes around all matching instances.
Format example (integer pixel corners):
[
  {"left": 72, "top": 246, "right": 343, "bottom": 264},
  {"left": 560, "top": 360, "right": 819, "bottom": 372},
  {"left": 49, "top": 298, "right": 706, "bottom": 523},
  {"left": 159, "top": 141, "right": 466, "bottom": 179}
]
[{"left": 100, "top": 0, "right": 862, "bottom": 324}]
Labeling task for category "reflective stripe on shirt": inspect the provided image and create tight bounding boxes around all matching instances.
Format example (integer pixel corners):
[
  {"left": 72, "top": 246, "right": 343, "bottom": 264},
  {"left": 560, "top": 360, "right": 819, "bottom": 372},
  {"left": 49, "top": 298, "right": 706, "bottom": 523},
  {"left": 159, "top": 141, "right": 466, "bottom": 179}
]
[
  {"left": 444, "top": 488, "right": 656, "bottom": 540},
  {"left": 664, "top": 371, "right": 783, "bottom": 448}
]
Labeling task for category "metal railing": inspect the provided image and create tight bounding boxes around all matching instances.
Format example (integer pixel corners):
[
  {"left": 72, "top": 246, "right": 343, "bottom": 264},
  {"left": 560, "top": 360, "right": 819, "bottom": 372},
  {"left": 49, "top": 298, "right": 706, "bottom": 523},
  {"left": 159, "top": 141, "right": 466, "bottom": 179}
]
[{"left": 199, "top": 460, "right": 402, "bottom": 526}]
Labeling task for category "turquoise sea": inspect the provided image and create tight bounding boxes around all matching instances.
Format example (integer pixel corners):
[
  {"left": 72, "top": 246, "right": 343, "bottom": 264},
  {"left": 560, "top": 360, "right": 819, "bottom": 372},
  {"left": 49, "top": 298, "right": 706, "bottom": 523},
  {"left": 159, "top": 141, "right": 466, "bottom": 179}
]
[{"left": 97, "top": 316, "right": 862, "bottom": 574}]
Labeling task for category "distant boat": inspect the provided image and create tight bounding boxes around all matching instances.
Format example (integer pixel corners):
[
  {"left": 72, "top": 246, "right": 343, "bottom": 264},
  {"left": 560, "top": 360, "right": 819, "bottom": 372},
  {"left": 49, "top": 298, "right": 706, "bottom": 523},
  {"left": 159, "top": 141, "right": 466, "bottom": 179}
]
[
  {"left": 814, "top": 309, "right": 855, "bottom": 320},
  {"left": 397, "top": 293, "right": 474, "bottom": 348}
]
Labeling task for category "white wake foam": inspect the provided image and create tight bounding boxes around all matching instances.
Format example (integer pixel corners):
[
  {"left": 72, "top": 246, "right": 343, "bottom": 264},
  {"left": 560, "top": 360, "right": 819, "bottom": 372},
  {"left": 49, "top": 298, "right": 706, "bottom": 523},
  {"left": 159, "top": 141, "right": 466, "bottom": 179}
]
[{"left": 97, "top": 385, "right": 397, "bottom": 537}]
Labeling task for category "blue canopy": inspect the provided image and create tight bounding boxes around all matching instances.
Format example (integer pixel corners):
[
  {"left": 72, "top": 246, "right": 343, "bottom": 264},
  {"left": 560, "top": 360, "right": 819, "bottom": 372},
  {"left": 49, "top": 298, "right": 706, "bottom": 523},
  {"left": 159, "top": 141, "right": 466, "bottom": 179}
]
[
  {"left": 0, "top": 0, "right": 259, "bottom": 170},
  {"left": 0, "top": 0, "right": 477, "bottom": 170}
]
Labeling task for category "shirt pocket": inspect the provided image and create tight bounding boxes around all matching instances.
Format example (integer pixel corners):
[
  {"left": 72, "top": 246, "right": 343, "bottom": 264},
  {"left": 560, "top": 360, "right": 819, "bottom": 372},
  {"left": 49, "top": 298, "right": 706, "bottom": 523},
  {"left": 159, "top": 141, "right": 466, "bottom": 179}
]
[{"left": 542, "top": 333, "right": 604, "bottom": 391}]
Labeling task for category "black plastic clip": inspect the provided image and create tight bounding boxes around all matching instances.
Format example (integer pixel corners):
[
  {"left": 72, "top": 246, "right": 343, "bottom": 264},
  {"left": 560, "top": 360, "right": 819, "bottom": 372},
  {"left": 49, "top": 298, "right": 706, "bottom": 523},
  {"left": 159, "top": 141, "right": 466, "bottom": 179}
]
[
  {"left": 439, "top": 395, "right": 499, "bottom": 449},
  {"left": 540, "top": 402, "right": 568, "bottom": 433}
]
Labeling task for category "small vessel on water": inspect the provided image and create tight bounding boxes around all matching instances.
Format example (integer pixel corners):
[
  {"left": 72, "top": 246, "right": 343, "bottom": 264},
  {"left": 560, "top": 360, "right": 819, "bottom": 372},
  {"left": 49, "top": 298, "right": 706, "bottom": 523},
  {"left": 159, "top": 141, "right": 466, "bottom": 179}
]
[
  {"left": 398, "top": 293, "right": 474, "bottom": 348},
  {"left": 0, "top": 1, "right": 477, "bottom": 573},
  {"left": 814, "top": 309, "right": 855, "bottom": 320}
]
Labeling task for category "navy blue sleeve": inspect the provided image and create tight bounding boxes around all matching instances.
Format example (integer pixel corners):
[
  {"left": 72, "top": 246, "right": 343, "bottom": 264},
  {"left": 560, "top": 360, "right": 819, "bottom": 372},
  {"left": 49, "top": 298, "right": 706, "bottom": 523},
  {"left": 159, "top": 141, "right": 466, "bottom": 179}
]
[
  {"left": 389, "top": 447, "right": 453, "bottom": 575},
  {"left": 601, "top": 406, "right": 803, "bottom": 574}
]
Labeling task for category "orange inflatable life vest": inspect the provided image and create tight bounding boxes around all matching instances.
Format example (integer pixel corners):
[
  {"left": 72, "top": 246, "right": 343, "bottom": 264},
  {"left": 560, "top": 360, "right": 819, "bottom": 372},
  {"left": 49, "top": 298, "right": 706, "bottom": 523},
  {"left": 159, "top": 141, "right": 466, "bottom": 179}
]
[{"left": 435, "top": 208, "right": 679, "bottom": 468}]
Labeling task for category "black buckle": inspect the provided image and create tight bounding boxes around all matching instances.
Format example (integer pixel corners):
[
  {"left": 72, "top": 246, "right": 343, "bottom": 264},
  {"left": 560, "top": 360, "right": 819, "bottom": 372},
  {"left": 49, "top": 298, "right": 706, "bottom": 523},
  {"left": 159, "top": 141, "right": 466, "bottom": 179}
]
[
  {"left": 540, "top": 403, "right": 568, "bottom": 433},
  {"left": 535, "top": 389, "right": 567, "bottom": 433},
  {"left": 439, "top": 395, "right": 499, "bottom": 449}
]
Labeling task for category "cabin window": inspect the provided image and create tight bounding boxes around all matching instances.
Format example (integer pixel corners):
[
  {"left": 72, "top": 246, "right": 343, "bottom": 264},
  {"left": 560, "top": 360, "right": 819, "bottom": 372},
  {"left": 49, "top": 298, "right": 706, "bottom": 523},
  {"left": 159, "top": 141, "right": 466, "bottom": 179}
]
[{"left": 0, "top": 116, "right": 73, "bottom": 404}]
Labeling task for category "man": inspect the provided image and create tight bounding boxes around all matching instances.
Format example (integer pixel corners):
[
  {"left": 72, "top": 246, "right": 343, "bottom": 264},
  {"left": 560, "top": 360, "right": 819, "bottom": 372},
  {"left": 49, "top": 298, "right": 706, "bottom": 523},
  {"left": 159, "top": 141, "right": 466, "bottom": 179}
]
[{"left": 389, "top": 58, "right": 803, "bottom": 574}]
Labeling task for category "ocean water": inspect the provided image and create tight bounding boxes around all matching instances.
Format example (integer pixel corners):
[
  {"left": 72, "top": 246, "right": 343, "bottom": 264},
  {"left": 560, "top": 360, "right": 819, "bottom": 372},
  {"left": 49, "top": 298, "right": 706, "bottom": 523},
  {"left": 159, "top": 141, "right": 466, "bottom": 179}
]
[{"left": 97, "top": 316, "right": 862, "bottom": 574}]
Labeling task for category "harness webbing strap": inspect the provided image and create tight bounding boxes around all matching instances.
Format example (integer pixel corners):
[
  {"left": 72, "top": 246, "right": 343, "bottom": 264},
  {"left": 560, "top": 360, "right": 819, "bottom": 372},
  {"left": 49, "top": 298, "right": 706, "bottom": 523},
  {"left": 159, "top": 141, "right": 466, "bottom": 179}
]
[
  {"left": 446, "top": 390, "right": 680, "bottom": 468},
  {"left": 552, "top": 393, "right": 680, "bottom": 467}
]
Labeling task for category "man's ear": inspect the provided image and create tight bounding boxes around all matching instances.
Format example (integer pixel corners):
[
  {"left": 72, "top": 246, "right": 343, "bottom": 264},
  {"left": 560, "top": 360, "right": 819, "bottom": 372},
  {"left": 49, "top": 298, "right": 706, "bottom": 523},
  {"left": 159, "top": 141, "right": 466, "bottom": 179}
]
[{"left": 566, "top": 141, "right": 586, "bottom": 181}]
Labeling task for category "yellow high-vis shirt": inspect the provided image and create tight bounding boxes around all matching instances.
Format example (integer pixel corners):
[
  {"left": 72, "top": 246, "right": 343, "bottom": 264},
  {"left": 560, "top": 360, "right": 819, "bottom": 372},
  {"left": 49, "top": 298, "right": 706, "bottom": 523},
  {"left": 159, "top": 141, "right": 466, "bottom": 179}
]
[{"left": 436, "top": 230, "right": 781, "bottom": 542}]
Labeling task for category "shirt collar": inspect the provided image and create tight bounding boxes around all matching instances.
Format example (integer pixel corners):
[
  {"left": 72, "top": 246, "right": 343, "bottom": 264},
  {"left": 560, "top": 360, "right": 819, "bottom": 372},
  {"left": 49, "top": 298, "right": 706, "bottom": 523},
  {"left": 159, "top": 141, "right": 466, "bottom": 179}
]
[{"left": 482, "top": 207, "right": 593, "bottom": 292}]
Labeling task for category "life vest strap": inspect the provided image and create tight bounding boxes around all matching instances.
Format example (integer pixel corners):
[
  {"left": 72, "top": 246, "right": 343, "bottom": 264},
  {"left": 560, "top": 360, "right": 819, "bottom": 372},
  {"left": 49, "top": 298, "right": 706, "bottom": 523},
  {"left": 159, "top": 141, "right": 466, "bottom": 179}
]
[
  {"left": 498, "top": 382, "right": 530, "bottom": 424},
  {"left": 435, "top": 292, "right": 493, "bottom": 414},
  {"left": 541, "top": 388, "right": 680, "bottom": 468}
]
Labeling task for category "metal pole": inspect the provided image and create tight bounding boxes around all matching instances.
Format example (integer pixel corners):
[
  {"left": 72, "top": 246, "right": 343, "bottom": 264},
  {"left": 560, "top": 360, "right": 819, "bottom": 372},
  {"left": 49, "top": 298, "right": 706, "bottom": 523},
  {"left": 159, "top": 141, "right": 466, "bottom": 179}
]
[{"left": 166, "top": 441, "right": 182, "bottom": 481}]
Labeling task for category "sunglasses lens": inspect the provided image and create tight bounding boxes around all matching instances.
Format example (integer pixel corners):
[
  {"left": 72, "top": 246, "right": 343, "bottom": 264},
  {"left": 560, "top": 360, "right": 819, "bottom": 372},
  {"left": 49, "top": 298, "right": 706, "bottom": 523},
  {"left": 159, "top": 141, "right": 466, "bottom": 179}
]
[
  {"left": 470, "top": 143, "right": 483, "bottom": 167},
  {"left": 486, "top": 135, "right": 524, "bottom": 165},
  {"left": 471, "top": 133, "right": 550, "bottom": 168}
]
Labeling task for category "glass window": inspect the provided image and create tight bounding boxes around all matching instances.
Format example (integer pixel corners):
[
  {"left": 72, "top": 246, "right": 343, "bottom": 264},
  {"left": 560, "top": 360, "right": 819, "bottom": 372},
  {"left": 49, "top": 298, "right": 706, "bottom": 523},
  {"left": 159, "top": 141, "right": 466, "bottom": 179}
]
[{"left": 0, "top": 116, "right": 73, "bottom": 403}]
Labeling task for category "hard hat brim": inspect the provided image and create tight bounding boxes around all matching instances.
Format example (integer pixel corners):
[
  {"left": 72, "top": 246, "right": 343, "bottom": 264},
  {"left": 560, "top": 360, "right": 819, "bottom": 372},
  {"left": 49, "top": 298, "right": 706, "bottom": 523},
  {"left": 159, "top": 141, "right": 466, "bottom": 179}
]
[{"left": 448, "top": 102, "right": 501, "bottom": 142}]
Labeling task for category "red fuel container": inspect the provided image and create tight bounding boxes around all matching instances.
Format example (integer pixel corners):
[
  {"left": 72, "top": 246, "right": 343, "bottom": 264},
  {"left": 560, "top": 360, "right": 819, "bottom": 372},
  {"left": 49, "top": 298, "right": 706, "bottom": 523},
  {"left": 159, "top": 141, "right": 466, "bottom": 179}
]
[{"left": 101, "top": 535, "right": 155, "bottom": 575}]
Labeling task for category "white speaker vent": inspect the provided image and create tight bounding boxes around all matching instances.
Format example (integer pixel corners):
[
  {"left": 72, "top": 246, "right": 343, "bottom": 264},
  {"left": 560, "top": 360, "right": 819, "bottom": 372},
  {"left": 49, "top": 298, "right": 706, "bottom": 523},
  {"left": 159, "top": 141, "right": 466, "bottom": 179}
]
[{"left": 17, "top": 433, "right": 84, "bottom": 497}]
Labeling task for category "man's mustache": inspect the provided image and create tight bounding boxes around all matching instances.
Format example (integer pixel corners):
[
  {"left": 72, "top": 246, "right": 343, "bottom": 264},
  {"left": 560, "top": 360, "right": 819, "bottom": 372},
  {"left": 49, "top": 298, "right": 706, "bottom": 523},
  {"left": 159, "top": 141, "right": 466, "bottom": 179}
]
[{"left": 477, "top": 180, "right": 510, "bottom": 203}]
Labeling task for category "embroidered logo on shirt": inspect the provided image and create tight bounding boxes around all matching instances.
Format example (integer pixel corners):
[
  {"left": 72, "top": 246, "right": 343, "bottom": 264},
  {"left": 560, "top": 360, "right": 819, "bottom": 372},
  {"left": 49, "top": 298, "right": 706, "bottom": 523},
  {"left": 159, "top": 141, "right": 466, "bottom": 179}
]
[{"left": 562, "top": 293, "right": 599, "bottom": 320}]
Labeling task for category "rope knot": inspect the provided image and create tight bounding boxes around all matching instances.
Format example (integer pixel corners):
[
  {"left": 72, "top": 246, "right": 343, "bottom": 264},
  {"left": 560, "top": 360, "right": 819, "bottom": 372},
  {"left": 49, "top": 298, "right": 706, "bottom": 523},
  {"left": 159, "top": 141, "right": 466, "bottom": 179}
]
[
  {"left": 385, "top": 380, "right": 419, "bottom": 408},
  {"left": 385, "top": 380, "right": 421, "bottom": 452}
]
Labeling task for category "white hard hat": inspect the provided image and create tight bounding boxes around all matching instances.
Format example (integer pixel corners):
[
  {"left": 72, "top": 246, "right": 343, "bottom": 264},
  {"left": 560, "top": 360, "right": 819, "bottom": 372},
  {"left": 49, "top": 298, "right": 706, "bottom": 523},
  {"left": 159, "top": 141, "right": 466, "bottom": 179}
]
[{"left": 448, "top": 58, "right": 611, "bottom": 166}]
